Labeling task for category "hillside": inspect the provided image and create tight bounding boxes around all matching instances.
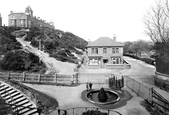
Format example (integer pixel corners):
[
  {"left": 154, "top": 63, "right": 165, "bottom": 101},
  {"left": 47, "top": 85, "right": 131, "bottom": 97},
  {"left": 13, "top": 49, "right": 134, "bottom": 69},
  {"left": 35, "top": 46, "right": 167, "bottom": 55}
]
[{"left": 0, "top": 26, "right": 87, "bottom": 74}]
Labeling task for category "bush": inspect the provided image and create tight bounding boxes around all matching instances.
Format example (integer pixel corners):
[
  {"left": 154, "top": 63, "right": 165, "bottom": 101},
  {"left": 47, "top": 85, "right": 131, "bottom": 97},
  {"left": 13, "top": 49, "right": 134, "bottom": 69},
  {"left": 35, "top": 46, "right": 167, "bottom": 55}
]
[
  {"left": 82, "top": 110, "right": 108, "bottom": 115},
  {"left": 141, "top": 58, "right": 155, "bottom": 65},
  {"left": 124, "top": 54, "right": 140, "bottom": 59}
]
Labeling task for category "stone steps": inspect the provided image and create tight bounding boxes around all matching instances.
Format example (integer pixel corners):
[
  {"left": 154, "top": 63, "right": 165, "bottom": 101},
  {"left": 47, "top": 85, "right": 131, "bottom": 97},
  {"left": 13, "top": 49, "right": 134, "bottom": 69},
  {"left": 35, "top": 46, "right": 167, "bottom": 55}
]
[{"left": 0, "top": 82, "right": 38, "bottom": 115}]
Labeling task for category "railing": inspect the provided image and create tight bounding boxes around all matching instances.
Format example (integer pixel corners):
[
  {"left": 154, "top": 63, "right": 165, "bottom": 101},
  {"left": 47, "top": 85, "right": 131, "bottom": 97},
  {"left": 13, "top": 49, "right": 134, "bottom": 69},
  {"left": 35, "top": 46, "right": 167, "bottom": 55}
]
[
  {"left": 56, "top": 107, "right": 122, "bottom": 115},
  {"left": 125, "top": 76, "right": 169, "bottom": 115},
  {"left": 0, "top": 71, "right": 78, "bottom": 85}
]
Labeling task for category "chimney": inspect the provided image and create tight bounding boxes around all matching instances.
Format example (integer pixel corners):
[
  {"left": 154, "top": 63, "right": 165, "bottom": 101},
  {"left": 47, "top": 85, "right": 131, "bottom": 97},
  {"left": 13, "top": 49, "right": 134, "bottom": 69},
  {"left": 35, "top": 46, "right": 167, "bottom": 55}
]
[
  {"left": 10, "top": 11, "right": 13, "bottom": 14},
  {"left": 88, "top": 39, "right": 91, "bottom": 45},
  {"left": 113, "top": 34, "right": 116, "bottom": 42}
]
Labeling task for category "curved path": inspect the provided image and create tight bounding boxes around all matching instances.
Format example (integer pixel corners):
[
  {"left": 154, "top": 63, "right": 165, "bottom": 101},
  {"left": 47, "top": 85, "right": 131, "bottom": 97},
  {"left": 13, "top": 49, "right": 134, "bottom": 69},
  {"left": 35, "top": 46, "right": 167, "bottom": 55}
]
[
  {"left": 0, "top": 81, "right": 38, "bottom": 115},
  {"left": 15, "top": 33, "right": 76, "bottom": 75}
]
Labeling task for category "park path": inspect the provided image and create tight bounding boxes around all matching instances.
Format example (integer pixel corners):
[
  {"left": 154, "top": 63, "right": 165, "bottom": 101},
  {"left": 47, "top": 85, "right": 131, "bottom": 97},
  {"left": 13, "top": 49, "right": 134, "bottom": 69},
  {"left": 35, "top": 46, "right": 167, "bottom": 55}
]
[
  {"left": 16, "top": 34, "right": 76, "bottom": 75},
  {"left": 24, "top": 56, "right": 162, "bottom": 115}
]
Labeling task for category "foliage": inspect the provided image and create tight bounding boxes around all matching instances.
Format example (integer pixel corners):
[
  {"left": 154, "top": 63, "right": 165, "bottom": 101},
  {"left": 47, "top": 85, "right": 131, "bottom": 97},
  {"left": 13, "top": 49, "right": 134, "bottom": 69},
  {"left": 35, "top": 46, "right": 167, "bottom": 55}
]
[
  {"left": 25, "top": 27, "right": 87, "bottom": 63},
  {"left": 0, "top": 26, "right": 86, "bottom": 72},
  {"left": 0, "top": 50, "right": 46, "bottom": 73},
  {"left": 154, "top": 76, "right": 169, "bottom": 92},
  {"left": 144, "top": 0, "right": 169, "bottom": 63},
  {"left": 156, "top": 57, "right": 169, "bottom": 75},
  {"left": 140, "top": 58, "right": 155, "bottom": 65},
  {"left": 82, "top": 110, "right": 108, "bottom": 115},
  {"left": 0, "top": 97, "right": 13, "bottom": 115},
  {"left": 0, "top": 27, "right": 22, "bottom": 55},
  {"left": 97, "top": 87, "right": 108, "bottom": 102},
  {"left": 123, "top": 40, "right": 153, "bottom": 57}
]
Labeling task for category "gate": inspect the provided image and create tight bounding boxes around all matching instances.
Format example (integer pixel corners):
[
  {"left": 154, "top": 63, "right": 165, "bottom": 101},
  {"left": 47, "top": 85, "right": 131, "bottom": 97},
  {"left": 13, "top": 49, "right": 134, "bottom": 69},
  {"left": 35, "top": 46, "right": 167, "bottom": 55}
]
[{"left": 78, "top": 73, "right": 114, "bottom": 84}]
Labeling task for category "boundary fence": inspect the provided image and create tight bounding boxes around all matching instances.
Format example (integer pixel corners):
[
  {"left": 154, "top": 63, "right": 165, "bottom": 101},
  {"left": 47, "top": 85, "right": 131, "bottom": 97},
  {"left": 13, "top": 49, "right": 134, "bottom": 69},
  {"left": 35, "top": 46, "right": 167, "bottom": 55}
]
[
  {"left": 125, "top": 76, "right": 169, "bottom": 115},
  {"left": 0, "top": 72, "right": 78, "bottom": 85},
  {"left": 56, "top": 107, "right": 122, "bottom": 115}
]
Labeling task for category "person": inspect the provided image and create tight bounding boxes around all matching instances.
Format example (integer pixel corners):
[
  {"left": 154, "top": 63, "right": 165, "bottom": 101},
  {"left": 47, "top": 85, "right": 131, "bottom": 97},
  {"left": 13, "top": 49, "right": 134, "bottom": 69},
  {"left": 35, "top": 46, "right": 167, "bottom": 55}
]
[
  {"left": 86, "top": 82, "right": 89, "bottom": 91},
  {"left": 89, "top": 82, "right": 93, "bottom": 90}
]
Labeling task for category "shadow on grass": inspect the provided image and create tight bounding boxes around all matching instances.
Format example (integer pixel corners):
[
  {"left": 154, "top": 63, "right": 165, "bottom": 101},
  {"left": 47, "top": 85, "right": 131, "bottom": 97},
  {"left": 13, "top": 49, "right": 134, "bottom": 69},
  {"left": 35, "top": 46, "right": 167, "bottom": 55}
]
[
  {"left": 81, "top": 88, "right": 132, "bottom": 109},
  {"left": 0, "top": 96, "right": 13, "bottom": 115}
]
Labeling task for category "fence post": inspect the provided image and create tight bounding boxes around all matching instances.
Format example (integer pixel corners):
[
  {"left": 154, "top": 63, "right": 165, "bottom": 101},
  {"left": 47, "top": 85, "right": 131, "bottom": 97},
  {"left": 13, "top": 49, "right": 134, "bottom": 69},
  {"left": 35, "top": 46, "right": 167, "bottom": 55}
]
[
  {"left": 8, "top": 72, "right": 10, "bottom": 80},
  {"left": 122, "top": 76, "right": 124, "bottom": 87},
  {"left": 39, "top": 73, "right": 41, "bottom": 82},
  {"left": 151, "top": 87, "right": 154, "bottom": 105},
  {"left": 76, "top": 73, "right": 78, "bottom": 84},
  {"left": 55, "top": 73, "right": 57, "bottom": 84},
  {"left": 23, "top": 72, "right": 25, "bottom": 81}
]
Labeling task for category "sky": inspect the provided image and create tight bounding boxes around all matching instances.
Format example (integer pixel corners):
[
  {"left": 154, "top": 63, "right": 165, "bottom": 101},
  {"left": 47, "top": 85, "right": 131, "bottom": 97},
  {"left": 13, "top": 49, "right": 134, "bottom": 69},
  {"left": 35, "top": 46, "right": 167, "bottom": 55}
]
[{"left": 0, "top": 0, "right": 156, "bottom": 42}]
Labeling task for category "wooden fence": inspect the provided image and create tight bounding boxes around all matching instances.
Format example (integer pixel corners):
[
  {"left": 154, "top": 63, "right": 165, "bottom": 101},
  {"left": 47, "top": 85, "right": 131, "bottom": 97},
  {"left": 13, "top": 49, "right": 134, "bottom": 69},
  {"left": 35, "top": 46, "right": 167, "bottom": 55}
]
[
  {"left": 125, "top": 76, "right": 169, "bottom": 115},
  {"left": 78, "top": 73, "right": 114, "bottom": 84},
  {"left": 0, "top": 72, "right": 78, "bottom": 85}
]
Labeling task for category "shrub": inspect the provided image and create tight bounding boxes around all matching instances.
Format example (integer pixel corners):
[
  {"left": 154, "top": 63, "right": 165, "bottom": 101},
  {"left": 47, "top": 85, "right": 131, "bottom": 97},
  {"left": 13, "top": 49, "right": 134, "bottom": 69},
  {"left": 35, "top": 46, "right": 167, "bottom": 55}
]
[
  {"left": 82, "top": 110, "right": 108, "bottom": 115},
  {"left": 141, "top": 58, "right": 155, "bottom": 65}
]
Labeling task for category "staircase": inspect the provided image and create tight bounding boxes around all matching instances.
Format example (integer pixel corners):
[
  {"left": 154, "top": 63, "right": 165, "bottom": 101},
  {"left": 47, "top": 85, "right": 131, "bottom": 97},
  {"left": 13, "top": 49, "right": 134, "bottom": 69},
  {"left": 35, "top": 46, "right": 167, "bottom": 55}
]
[{"left": 0, "top": 82, "right": 38, "bottom": 115}]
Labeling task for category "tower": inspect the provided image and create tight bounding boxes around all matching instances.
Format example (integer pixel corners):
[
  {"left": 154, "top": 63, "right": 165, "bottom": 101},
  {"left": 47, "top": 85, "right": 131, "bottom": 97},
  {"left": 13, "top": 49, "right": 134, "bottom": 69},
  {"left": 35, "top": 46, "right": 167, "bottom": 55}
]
[
  {"left": 25, "top": 6, "right": 33, "bottom": 16},
  {"left": 0, "top": 13, "right": 2, "bottom": 26}
]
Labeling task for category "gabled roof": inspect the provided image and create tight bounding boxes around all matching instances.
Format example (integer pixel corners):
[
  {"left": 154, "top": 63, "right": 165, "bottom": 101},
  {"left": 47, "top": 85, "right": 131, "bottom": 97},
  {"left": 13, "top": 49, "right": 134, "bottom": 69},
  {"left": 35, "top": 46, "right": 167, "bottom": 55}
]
[{"left": 87, "top": 37, "right": 123, "bottom": 47}]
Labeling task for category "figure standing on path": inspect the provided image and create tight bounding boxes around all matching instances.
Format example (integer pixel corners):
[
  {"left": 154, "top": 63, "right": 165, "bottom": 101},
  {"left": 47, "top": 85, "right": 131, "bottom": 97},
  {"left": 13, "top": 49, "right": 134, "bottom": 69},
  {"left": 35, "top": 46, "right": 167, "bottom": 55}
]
[
  {"left": 86, "top": 82, "right": 89, "bottom": 91},
  {"left": 89, "top": 82, "right": 93, "bottom": 90}
]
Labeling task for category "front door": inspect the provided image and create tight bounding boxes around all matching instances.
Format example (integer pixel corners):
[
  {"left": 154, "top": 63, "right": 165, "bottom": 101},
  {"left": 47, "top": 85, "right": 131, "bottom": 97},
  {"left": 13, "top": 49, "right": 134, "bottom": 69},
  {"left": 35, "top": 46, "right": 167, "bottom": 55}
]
[{"left": 103, "top": 59, "right": 108, "bottom": 64}]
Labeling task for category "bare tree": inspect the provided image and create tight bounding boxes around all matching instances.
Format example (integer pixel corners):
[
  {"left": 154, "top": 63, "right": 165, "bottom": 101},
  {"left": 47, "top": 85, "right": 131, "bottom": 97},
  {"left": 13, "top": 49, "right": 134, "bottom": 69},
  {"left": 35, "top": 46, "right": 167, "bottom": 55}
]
[{"left": 144, "top": 0, "right": 169, "bottom": 62}]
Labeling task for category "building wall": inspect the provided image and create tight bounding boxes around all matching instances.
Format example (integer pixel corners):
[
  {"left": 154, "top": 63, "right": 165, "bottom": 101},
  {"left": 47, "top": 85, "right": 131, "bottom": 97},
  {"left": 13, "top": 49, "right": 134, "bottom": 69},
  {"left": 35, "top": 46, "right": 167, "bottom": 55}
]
[
  {"left": 87, "top": 46, "right": 123, "bottom": 65},
  {"left": 0, "top": 14, "right": 2, "bottom": 26},
  {"left": 87, "top": 47, "right": 123, "bottom": 56},
  {"left": 8, "top": 13, "right": 29, "bottom": 27},
  {"left": 8, "top": 7, "right": 55, "bottom": 29}
]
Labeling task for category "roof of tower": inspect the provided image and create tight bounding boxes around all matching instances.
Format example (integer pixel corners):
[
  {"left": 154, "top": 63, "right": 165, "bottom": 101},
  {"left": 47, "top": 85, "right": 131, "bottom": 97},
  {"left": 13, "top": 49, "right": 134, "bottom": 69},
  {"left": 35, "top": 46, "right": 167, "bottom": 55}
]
[{"left": 26, "top": 6, "right": 32, "bottom": 11}]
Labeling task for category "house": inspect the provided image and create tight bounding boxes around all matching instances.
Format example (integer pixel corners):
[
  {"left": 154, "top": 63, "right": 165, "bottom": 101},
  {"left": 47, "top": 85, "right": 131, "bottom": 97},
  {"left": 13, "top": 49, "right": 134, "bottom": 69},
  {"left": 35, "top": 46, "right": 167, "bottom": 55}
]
[
  {"left": 86, "top": 36, "right": 124, "bottom": 69},
  {"left": 8, "top": 6, "right": 55, "bottom": 29}
]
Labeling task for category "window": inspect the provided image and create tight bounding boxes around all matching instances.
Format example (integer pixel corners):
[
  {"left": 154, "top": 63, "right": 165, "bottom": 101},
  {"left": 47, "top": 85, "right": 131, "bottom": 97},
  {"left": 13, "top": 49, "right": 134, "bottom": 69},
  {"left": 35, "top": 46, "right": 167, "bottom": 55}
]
[
  {"left": 92, "top": 48, "right": 94, "bottom": 54},
  {"left": 112, "top": 57, "right": 121, "bottom": 64},
  {"left": 91, "top": 48, "right": 98, "bottom": 54},
  {"left": 112, "top": 47, "right": 119, "bottom": 53},
  {"left": 95, "top": 48, "right": 98, "bottom": 54},
  {"left": 112, "top": 48, "right": 115, "bottom": 53},
  {"left": 103, "top": 48, "right": 107, "bottom": 54},
  {"left": 116, "top": 48, "right": 119, "bottom": 53}
]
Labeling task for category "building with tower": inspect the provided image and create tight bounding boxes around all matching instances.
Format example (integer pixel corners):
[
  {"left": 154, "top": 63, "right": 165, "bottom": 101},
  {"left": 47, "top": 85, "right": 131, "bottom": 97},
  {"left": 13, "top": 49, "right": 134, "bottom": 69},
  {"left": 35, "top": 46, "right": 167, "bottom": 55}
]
[
  {"left": 8, "top": 6, "right": 55, "bottom": 29},
  {"left": 0, "top": 13, "right": 2, "bottom": 26}
]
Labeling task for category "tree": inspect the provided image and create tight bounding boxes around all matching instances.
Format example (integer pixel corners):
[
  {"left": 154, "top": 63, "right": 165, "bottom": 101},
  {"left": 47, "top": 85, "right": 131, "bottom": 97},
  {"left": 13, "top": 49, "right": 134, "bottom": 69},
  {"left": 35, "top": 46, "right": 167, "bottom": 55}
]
[{"left": 144, "top": 0, "right": 169, "bottom": 62}]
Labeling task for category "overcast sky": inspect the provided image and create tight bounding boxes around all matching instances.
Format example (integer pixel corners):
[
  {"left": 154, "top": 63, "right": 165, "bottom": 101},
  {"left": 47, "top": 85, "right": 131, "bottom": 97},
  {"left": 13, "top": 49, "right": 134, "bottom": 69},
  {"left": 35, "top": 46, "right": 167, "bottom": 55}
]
[{"left": 0, "top": 0, "right": 156, "bottom": 42}]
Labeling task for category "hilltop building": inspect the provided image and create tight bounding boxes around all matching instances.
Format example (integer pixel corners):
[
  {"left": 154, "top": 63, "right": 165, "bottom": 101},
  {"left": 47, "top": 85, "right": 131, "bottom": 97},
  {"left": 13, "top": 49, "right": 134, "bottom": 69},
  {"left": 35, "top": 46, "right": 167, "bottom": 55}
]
[
  {"left": 8, "top": 6, "right": 55, "bottom": 29},
  {"left": 86, "top": 36, "right": 129, "bottom": 69},
  {"left": 0, "top": 13, "right": 2, "bottom": 26}
]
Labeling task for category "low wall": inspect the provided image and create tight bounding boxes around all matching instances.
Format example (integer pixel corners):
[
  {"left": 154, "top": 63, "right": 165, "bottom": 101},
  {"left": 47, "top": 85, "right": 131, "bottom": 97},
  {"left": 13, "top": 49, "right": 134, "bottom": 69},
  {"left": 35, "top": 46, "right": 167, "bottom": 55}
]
[
  {"left": 86, "top": 59, "right": 131, "bottom": 69},
  {"left": 155, "top": 71, "right": 169, "bottom": 92},
  {"left": 87, "top": 64, "right": 131, "bottom": 69}
]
